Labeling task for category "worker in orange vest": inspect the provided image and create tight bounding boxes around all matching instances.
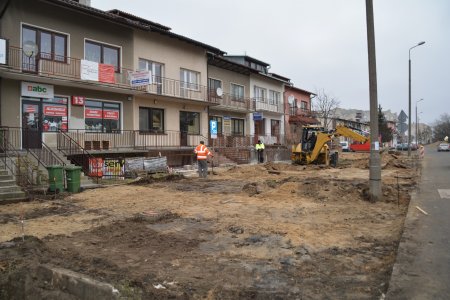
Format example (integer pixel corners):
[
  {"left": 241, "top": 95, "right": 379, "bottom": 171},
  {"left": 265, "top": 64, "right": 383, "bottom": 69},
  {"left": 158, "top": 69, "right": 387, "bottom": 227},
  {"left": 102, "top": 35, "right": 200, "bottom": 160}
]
[{"left": 194, "top": 141, "right": 213, "bottom": 178}]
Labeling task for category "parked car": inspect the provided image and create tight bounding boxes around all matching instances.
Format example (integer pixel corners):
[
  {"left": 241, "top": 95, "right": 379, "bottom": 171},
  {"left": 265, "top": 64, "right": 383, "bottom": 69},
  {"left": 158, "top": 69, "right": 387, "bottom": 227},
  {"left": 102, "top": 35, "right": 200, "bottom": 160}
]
[
  {"left": 340, "top": 141, "right": 350, "bottom": 152},
  {"left": 396, "top": 143, "right": 417, "bottom": 151},
  {"left": 437, "top": 143, "right": 450, "bottom": 152}
]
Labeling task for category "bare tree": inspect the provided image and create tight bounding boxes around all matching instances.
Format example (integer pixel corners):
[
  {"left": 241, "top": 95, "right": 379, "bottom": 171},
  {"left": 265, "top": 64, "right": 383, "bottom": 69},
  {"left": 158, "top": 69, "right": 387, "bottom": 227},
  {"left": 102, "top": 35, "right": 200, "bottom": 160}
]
[{"left": 312, "top": 89, "right": 340, "bottom": 129}]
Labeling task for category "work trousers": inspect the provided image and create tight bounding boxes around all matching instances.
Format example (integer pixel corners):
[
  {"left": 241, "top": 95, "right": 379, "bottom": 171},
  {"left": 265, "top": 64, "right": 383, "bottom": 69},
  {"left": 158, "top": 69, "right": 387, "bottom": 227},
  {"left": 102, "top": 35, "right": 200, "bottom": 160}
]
[
  {"left": 197, "top": 159, "right": 208, "bottom": 178},
  {"left": 257, "top": 150, "right": 264, "bottom": 163}
]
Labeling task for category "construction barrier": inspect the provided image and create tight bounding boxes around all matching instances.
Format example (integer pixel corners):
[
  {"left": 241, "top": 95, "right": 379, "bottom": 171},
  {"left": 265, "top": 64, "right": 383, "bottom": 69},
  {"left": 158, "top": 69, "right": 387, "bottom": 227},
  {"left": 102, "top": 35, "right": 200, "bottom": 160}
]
[{"left": 419, "top": 145, "right": 425, "bottom": 159}]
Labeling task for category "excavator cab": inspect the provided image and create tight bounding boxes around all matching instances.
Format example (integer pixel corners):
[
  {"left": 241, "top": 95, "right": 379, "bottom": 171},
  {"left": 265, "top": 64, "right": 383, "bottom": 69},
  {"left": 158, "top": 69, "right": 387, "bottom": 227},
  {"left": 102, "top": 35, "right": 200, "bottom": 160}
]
[{"left": 301, "top": 126, "right": 325, "bottom": 152}]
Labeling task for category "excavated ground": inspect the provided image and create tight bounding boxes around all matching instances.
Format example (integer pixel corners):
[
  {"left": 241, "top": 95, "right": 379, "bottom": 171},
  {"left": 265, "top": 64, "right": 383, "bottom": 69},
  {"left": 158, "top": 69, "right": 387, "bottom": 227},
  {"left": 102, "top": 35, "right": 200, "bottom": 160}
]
[{"left": 0, "top": 152, "right": 419, "bottom": 299}]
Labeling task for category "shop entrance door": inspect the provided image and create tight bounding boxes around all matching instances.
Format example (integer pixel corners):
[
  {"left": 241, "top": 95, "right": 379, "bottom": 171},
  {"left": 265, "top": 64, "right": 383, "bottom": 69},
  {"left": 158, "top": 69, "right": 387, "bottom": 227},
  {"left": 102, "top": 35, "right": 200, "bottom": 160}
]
[{"left": 22, "top": 100, "right": 42, "bottom": 149}]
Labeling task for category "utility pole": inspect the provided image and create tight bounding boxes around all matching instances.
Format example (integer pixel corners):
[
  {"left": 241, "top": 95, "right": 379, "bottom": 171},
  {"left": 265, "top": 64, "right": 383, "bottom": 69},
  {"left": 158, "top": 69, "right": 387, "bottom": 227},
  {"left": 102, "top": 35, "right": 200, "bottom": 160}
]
[{"left": 365, "top": 0, "right": 381, "bottom": 202}]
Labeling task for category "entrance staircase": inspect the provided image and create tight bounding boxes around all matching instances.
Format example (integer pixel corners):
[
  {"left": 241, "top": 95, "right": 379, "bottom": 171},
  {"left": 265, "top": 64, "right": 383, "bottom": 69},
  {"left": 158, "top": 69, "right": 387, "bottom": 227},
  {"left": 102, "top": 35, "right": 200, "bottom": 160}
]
[{"left": 0, "top": 167, "right": 27, "bottom": 204}]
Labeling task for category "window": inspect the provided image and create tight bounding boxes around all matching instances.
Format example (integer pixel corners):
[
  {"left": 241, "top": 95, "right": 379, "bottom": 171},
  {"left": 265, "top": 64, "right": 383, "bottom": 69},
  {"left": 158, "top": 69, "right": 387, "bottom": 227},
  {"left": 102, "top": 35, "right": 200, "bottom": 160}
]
[
  {"left": 180, "top": 111, "right": 200, "bottom": 134},
  {"left": 139, "top": 58, "right": 164, "bottom": 93},
  {"left": 209, "top": 116, "right": 223, "bottom": 135},
  {"left": 301, "top": 101, "right": 308, "bottom": 111},
  {"left": 269, "top": 90, "right": 280, "bottom": 105},
  {"left": 22, "top": 25, "right": 67, "bottom": 62},
  {"left": 208, "top": 78, "right": 222, "bottom": 96},
  {"left": 180, "top": 69, "right": 200, "bottom": 90},
  {"left": 43, "top": 97, "right": 68, "bottom": 132},
  {"left": 271, "top": 120, "right": 280, "bottom": 136},
  {"left": 289, "top": 98, "right": 298, "bottom": 115},
  {"left": 230, "top": 83, "right": 244, "bottom": 101},
  {"left": 85, "top": 40, "right": 120, "bottom": 72},
  {"left": 139, "top": 107, "right": 164, "bottom": 132},
  {"left": 85, "top": 100, "right": 120, "bottom": 132},
  {"left": 254, "top": 86, "right": 266, "bottom": 102},
  {"left": 231, "top": 118, "right": 244, "bottom": 136}
]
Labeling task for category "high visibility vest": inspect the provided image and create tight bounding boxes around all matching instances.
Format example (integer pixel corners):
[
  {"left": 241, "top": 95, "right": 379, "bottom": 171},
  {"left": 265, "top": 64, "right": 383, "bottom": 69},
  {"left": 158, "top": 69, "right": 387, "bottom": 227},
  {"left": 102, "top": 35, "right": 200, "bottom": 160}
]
[
  {"left": 194, "top": 144, "right": 211, "bottom": 160},
  {"left": 255, "top": 143, "right": 265, "bottom": 150}
]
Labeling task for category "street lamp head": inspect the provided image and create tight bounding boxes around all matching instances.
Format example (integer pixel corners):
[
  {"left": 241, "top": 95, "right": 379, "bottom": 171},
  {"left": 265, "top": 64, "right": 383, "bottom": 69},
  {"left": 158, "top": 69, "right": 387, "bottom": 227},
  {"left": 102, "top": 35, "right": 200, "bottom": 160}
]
[{"left": 418, "top": 41, "right": 425, "bottom": 46}]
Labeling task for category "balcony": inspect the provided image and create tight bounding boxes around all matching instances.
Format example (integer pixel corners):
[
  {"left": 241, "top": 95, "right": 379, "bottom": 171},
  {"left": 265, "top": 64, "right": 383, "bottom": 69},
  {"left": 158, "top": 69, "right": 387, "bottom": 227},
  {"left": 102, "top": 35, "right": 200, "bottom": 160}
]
[
  {"left": 253, "top": 97, "right": 283, "bottom": 113},
  {"left": 0, "top": 46, "right": 210, "bottom": 103},
  {"left": 208, "top": 90, "right": 253, "bottom": 112}
]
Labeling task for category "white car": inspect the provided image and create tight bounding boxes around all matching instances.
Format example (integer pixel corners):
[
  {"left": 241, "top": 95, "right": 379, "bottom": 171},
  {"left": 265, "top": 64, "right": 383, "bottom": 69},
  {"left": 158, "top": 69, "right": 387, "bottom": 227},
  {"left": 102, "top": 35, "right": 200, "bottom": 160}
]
[
  {"left": 340, "top": 141, "right": 350, "bottom": 152},
  {"left": 437, "top": 143, "right": 450, "bottom": 152}
]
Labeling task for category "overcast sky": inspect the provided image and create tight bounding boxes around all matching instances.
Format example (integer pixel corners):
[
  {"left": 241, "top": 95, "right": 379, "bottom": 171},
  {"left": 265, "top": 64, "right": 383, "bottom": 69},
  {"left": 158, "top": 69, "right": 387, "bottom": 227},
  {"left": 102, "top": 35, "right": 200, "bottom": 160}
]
[{"left": 92, "top": 0, "right": 449, "bottom": 125}]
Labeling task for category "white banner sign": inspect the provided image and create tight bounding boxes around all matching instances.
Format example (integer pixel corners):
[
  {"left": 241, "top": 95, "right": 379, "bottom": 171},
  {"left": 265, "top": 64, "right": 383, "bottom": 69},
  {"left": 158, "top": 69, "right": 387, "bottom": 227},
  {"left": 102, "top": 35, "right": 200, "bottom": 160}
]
[
  {"left": 0, "top": 39, "right": 6, "bottom": 65},
  {"left": 21, "top": 82, "right": 54, "bottom": 98},
  {"left": 80, "top": 59, "right": 99, "bottom": 81},
  {"left": 129, "top": 70, "right": 152, "bottom": 87}
]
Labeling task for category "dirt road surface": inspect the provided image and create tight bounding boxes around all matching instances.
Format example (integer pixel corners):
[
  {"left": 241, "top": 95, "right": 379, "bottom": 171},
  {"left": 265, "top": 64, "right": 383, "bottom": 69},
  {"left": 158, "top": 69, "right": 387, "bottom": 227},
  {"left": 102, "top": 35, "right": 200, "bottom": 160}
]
[{"left": 0, "top": 152, "right": 418, "bottom": 299}]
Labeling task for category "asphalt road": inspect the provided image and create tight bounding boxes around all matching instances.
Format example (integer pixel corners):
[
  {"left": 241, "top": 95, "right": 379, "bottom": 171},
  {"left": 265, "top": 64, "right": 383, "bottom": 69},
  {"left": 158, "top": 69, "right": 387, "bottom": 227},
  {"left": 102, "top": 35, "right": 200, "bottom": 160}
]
[{"left": 386, "top": 145, "right": 450, "bottom": 299}]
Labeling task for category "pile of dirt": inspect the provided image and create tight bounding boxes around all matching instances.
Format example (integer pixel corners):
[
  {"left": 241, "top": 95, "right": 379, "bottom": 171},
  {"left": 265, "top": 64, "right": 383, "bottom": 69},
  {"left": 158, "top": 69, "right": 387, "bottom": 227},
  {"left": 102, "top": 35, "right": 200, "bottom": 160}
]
[{"left": 0, "top": 152, "right": 418, "bottom": 299}]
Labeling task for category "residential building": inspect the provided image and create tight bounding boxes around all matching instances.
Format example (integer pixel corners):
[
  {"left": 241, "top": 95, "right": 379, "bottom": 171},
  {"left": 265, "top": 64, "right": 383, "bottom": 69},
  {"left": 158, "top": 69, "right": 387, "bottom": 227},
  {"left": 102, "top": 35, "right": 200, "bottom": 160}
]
[{"left": 284, "top": 85, "right": 318, "bottom": 144}]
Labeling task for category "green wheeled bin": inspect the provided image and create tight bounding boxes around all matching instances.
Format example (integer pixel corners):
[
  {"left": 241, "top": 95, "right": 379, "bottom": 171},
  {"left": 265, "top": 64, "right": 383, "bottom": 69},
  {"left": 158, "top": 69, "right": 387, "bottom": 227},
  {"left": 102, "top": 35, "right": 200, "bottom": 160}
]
[
  {"left": 65, "top": 166, "right": 82, "bottom": 193},
  {"left": 47, "top": 165, "right": 64, "bottom": 193}
]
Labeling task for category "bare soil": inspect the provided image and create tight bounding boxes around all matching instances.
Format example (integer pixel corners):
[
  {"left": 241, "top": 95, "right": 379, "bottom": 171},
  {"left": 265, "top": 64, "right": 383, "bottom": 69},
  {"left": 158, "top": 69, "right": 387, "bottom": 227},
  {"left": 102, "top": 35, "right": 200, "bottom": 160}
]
[{"left": 0, "top": 152, "right": 418, "bottom": 299}]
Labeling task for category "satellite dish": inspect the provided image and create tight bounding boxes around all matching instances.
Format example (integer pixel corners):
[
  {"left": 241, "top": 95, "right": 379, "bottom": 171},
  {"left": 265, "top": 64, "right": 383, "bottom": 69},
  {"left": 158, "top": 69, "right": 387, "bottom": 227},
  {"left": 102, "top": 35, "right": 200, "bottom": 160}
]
[
  {"left": 23, "top": 41, "right": 38, "bottom": 58},
  {"left": 287, "top": 95, "right": 294, "bottom": 104},
  {"left": 216, "top": 87, "right": 223, "bottom": 97}
]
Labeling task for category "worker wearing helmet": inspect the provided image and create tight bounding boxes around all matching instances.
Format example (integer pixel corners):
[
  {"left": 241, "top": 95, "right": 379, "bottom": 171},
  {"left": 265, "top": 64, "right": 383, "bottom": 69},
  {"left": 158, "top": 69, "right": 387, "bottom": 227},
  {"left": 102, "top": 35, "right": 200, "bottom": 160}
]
[{"left": 194, "top": 141, "right": 213, "bottom": 178}]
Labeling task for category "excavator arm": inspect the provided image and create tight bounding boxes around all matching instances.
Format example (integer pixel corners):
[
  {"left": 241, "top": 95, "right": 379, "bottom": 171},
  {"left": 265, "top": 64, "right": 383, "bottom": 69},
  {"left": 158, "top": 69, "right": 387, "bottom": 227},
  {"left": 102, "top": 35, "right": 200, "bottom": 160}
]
[
  {"left": 335, "top": 126, "right": 369, "bottom": 143},
  {"left": 307, "top": 132, "right": 332, "bottom": 163}
]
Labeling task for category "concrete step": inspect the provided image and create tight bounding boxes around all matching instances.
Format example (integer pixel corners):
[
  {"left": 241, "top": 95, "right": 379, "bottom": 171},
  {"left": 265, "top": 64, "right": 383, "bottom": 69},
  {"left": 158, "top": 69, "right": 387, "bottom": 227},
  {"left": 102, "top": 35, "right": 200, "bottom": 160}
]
[
  {"left": 0, "top": 197, "right": 29, "bottom": 205},
  {"left": 0, "top": 174, "right": 13, "bottom": 181},
  {"left": 0, "top": 190, "right": 27, "bottom": 200},
  {"left": 0, "top": 185, "right": 23, "bottom": 193},
  {"left": 0, "top": 169, "right": 9, "bottom": 176},
  {"left": 0, "top": 179, "right": 17, "bottom": 187}
]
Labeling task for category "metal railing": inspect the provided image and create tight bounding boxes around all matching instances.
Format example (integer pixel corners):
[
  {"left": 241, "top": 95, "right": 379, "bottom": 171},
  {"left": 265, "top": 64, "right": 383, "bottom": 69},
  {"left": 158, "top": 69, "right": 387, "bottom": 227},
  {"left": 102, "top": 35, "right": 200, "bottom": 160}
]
[
  {"left": 3, "top": 46, "right": 211, "bottom": 102},
  {"left": 57, "top": 130, "right": 98, "bottom": 181},
  {"left": 0, "top": 129, "right": 35, "bottom": 190},
  {"left": 27, "top": 142, "right": 66, "bottom": 168},
  {"left": 253, "top": 97, "right": 284, "bottom": 113},
  {"left": 208, "top": 90, "right": 253, "bottom": 111}
]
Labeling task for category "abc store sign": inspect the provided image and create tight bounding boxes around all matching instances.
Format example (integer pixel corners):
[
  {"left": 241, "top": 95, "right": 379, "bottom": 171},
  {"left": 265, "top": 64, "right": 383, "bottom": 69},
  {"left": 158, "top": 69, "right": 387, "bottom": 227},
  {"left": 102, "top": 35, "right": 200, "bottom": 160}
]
[{"left": 21, "top": 82, "right": 54, "bottom": 99}]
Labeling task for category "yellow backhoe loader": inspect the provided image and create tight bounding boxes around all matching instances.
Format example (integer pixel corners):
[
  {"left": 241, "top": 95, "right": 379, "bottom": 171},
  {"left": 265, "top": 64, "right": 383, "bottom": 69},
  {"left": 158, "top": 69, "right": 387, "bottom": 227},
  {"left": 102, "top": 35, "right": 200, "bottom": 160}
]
[{"left": 291, "top": 125, "right": 369, "bottom": 165}]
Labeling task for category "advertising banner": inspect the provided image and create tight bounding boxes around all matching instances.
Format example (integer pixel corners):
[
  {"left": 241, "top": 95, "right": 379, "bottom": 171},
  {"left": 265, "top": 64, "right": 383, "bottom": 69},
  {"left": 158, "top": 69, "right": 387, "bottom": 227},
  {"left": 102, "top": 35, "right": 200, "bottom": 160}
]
[
  {"left": 99, "top": 63, "right": 115, "bottom": 84},
  {"left": 129, "top": 70, "right": 152, "bottom": 87},
  {"left": 88, "top": 157, "right": 103, "bottom": 177},
  {"left": 85, "top": 108, "right": 102, "bottom": 119},
  {"left": 80, "top": 59, "right": 99, "bottom": 81},
  {"left": 0, "top": 38, "right": 6, "bottom": 65},
  {"left": 103, "top": 158, "right": 125, "bottom": 178},
  {"left": 103, "top": 110, "right": 119, "bottom": 120},
  {"left": 44, "top": 105, "right": 67, "bottom": 116}
]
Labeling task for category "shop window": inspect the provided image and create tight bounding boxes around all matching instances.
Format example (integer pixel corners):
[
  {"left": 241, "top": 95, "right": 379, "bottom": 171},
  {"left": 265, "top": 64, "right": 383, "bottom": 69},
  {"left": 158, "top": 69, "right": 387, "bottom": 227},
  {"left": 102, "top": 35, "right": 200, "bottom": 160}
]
[
  {"left": 42, "top": 97, "right": 68, "bottom": 132},
  {"left": 139, "top": 107, "right": 164, "bottom": 132},
  {"left": 85, "top": 100, "right": 120, "bottom": 133}
]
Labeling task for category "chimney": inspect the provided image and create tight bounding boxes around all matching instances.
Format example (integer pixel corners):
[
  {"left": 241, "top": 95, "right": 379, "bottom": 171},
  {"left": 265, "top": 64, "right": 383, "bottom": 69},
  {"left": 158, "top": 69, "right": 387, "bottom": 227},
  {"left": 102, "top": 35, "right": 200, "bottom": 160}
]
[{"left": 72, "top": 0, "right": 91, "bottom": 6}]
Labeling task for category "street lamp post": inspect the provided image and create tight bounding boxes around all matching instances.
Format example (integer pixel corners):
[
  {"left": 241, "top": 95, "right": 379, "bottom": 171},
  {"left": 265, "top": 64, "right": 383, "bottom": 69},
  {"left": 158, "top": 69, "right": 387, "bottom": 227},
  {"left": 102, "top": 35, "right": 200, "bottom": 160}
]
[
  {"left": 408, "top": 41, "right": 425, "bottom": 157},
  {"left": 415, "top": 98, "right": 423, "bottom": 145}
]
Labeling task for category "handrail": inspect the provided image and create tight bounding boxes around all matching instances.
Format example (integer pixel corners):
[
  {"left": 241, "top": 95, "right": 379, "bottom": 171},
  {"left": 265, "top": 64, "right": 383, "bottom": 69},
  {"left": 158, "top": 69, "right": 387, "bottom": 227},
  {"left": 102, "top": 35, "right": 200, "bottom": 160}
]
[
  {"left": 0, "top": 130, "right": 34, "bottom": 190},
  {"left": 27, "top": 142, "right": 66, "bottom": 168},
  {"left": 57, "top": 130, "right": 97, "bottom": 181}
]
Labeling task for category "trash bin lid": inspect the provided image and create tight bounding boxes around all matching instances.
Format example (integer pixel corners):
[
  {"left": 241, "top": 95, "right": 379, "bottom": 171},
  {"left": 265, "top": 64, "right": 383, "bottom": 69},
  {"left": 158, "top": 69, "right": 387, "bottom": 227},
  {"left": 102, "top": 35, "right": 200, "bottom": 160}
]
[{"left": 64, "top": 166, "right": 82, "bottom": 171}]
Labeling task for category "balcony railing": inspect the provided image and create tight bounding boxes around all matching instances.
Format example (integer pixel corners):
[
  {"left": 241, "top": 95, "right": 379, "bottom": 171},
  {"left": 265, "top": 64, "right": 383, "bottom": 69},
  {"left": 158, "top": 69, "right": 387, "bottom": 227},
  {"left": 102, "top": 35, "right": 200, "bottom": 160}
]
[
  {"left": 2, "top": 46, "right": 210, "bottom": 102},
  {"left": 208, "top": 90, "right": 253, "bottom": 111},
  {"left": 253, "top": 97, "right": 283, "bottom": 113}
]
